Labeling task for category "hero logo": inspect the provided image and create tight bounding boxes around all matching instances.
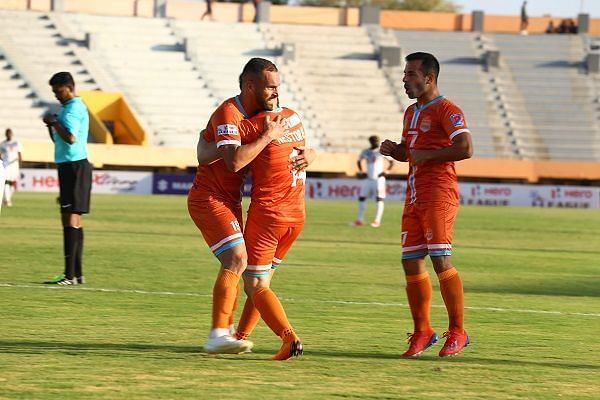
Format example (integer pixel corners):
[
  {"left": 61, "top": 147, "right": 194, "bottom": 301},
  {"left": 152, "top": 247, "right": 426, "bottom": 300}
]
[
  {"left": 484, "top": 187, "right": 512, "bottom": 196},
  {"left": 217, "top": 124, "right": 238, "bottom": 136},
  {"left": 450, "top": 113, "right": 464, "bottom": 127},
  {"left": 564, "top": 190, "right": 593, "bottom": 199}
]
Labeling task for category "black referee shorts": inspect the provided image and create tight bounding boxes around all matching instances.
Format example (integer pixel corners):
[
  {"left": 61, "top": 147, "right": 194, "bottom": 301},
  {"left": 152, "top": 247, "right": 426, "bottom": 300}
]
[{"left": 57, "top": 159, "right": 92, "bottom": 214}]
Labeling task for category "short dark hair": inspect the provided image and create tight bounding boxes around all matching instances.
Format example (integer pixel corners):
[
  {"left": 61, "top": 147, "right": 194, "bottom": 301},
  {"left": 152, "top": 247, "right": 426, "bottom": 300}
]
[
  {"left": 239, "top": 58, "right": 278, "bottom": 90},
  {"left": 49, "top": 72, "right": 75, "bottom": 88},
  {"left": 405, "top": 52, "right": 440, "bottom": 80}
]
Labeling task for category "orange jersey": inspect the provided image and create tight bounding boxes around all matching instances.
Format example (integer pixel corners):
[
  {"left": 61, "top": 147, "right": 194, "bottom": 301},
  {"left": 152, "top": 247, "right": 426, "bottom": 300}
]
[
  {"left": 239, "top": 107, "right": 306, "bottom": 226},
  {"left": 402, "top": 96, "right": 470, "bottom": 205},
  {"left": 189, "top": 96, "right": 251, "bottom": 204}
]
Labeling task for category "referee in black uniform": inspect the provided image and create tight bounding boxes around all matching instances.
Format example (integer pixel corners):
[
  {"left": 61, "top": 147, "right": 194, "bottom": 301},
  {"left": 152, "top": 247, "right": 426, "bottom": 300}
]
[{"left": 43, "top": 72, "right": 92, "bottom": 285}]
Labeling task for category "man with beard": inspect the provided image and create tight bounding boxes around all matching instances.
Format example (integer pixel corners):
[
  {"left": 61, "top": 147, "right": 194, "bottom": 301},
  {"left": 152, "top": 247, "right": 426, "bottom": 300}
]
[
  {"left": 188, "top": 58, "right": 287, "bottom": 354},
  {"left": 380, "top": 52, "right": 473, "bottom": 358}
]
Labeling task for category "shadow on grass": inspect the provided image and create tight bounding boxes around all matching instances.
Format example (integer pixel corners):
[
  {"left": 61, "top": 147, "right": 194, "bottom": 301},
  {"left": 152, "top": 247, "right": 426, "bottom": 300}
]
[
  {"left": 307, "top": 350, "right": 600, "bottom": 370},
  {"left": 0, "top": 340, "right": 201, "bottom": 355},
  {"left": 2, "top": 341, "right": 599, "bottom": 370},
  {"left": 0, "top": 340, "right": 295, "bottom": 361}
]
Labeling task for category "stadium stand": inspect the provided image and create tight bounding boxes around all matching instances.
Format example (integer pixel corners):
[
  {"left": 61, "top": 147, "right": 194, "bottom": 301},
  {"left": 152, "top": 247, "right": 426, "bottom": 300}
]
[
  {"left": 60, "top": 13, "right": 216, "bottom": 147},
  {"left": 0, "top": 10, "right": 100, "bottom": 140},
  {"left": 491, "top": 33, "right": 600, "bottom": 161},
  {"left": 0, "top": 5, "right": 599, "bottom": 166},
  {"left": 261, "top": 23, "right": 403, "bottom": 153}
]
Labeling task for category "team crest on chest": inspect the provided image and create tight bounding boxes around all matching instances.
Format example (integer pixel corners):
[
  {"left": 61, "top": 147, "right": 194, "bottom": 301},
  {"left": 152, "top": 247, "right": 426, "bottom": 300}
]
[{"left": 420, "top": 116, "right": 431, "bottom": 132}]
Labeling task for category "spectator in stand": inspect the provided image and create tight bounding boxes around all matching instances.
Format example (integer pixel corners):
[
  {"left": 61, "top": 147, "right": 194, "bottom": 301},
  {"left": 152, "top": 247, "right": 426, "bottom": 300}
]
[
  {"left": 545, "top": 20, "right": 555, "bottom": 34},
  {"left": 566, "top": 18, "right": 578, "bottom": 34},
  {"left": 519, "top": 1, "right": 529, "bottom": 35},
  {"left": 201, "top": 0, "right": 214, "bottom": 21}
]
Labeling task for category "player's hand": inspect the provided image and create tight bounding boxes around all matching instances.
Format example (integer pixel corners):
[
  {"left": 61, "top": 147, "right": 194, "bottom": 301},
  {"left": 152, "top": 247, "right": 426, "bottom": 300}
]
[
  {"left": 42, "top": 113, "right": 57, "bottom": 126},
  {"left": 289, "top": 146, "right": 316, "bottom": 171},
  {"left": 263, "top": 115, "right": 287, "bottom": 141},
  {"left": 379, "top": 140, "right": 397, "bottom": 157},
  {"left": 409, "top": 149, "right": 432, "bottom": 166}
]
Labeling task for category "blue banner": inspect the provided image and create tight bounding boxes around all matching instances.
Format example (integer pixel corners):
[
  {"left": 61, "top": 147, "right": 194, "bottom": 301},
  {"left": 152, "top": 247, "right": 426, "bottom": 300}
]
[{"left": 152, "top": 173, "right": 194, "bottom": 195}]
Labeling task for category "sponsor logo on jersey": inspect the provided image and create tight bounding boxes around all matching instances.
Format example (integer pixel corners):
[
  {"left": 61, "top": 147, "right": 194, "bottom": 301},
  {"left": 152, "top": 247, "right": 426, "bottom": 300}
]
[
  {"left": 285, "top": 113, "right": 301, "bottom": 128},
  {"left": 450, "top": 113, "right": 464, "bottom": 127},
  {"left": 420, "top": 116, "right": 431, "bottom": 132},
  {"left": 217, "top": 124, "right": 239, "bottom": 136}
]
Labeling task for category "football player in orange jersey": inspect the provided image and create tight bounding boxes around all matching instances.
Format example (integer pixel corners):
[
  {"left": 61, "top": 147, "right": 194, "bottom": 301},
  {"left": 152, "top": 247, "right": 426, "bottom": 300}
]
[
  {"left": 188, "top": 58, "right": 288, "bottom": 354},
  {"left": 380, "top": 52, "right": 473, "bottom": 358},
  {"left": 197, "top": 105, "right": 316, "bottom": 360},
  {"left": 231, "top": 107, "right": 315, "bottom": 360}
]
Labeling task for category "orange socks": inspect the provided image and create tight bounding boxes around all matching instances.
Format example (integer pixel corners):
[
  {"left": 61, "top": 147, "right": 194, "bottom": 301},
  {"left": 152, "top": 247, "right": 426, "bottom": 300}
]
[
  {"left": 212, "top": 269, "right": 241, "bottom": 329},
  {"left": 405, "top": 271, "right": 433, "bottom": 332},
  {"left": 228, "top": 283, "right": 241, "bottom": 328},
  {"left": 437, "top": 267, "right": 465, "bottom": 333},
  {"left": 252, "top": 287, "right": 294, "bottom": 341},
  {"left": 235, "top": 297, "right": 261, "bottom": 340}
]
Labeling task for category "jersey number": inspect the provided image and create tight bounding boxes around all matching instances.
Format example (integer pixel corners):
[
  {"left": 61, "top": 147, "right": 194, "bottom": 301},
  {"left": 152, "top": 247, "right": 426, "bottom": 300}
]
[
  {"left": 230, "top": 220, "right": 241, "bottom": 232},
  {"left": 408, "top": 131, "right": 418, "bottom": 149}
]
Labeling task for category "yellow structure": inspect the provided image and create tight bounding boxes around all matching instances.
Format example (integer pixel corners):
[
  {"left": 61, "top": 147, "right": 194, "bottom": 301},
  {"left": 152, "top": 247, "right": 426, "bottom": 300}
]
[{"left": 79, "top": 91, "right": 146, "bottom": 145}]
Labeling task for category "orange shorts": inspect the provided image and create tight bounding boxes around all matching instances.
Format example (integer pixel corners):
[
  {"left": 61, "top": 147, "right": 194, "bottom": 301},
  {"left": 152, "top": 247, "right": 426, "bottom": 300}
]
[
  {"left": 401, "top": 201, "right": 457, "bottom": 260},
  {"left": 187, "top": 195, "right": 244, "bottom": 257},
  {"left": 243, "top": 215, "right": 304, "bottom": 277}
]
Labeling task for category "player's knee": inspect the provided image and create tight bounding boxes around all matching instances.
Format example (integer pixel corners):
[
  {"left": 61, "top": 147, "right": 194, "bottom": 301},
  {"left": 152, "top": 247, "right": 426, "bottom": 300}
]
[
  {"left": 221, "top": 250, "right": 247, "bottom": 274},
  {"left": 243, "top": 276, "right": 269, "bottom": 297},
  {"left": 230, "top": 252, "right": 247, "bottom": 271},
  {"left": 431, "top": 256, "right": 453, "bottom": 272},
  {"left": 402, "top": 258, "right": 426, "bottom": 275}
]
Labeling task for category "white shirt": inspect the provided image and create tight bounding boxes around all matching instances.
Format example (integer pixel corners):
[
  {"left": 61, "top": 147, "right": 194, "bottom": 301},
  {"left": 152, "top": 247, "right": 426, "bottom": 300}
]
[
  {"left": 359, "top": 148, "right": 386, "bottom": 180},
  {"left": 0, "top": 140, "right": 22, "bottom": 168}
]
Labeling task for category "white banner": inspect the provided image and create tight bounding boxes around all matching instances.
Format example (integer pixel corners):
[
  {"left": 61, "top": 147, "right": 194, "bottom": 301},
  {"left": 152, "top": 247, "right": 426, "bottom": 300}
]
[
  {"left": 19, "top": 169, "right": 153, "bottom": 194},
  {"left": 306, "top": 178, "right": 599, "bottom": 208},
  {"left": 307, "top": 178, "right": 408, "bottom": 201}
]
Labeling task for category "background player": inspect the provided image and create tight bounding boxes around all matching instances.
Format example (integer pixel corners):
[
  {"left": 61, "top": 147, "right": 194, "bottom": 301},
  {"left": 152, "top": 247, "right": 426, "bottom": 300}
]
[
  {"left": 354, "top": 135, "right": 393, "bottom": 228},
  {"left": 0, "top": 128, "right": 22, "bottom": 208},
  {"left": 187, "top": 58, "right": 287, "bottom": 354},
  {"left": 380, "top": 52, "right": 473, "bottom": 358}
]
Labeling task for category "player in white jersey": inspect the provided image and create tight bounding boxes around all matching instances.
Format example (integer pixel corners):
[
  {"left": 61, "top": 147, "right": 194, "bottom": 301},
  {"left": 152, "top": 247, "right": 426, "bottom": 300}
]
[
  {"left": 0, "top": 159, "right": 5, "bottom": 214},
  {"left": 354, "top": 135, "right": 393, "bottom": 228},
  {"left": 0, "top": 129, "right": 22, "bottom": 207}
]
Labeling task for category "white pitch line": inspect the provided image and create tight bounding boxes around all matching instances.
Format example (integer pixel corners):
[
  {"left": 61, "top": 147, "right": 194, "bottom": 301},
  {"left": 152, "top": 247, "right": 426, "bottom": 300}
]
[{"left": 1, "top": 283, "right": 599, "bottom": 318}]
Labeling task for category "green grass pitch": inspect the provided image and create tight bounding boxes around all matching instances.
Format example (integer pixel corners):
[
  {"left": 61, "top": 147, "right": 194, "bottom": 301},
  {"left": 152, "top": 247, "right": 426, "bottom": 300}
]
[{"left": 1, "top": 192, "right": 599, "bottom": 399}]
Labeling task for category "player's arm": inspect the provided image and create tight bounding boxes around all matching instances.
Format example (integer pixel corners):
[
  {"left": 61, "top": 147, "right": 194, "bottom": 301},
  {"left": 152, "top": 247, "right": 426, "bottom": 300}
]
[
  {"left": 410, "top": 132, "right": 473, "bottom": 166},
  {"left": 43, "top": 113, "right": 76, "bottom": 144},
  {"left": 379, "top": 158, "right": 394, "bottom": 177},
  {"left": 196, "top": 129, "right": 220, "bottom": 165},
  {"left": 356, "top": 156, "right": 364, "bottom": 173},
  {"left": 380, "top": 139, "right": 408, "bottom": 162},
  {"left": 219, "top": 115, "right": 286, "bottom": 173}
]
